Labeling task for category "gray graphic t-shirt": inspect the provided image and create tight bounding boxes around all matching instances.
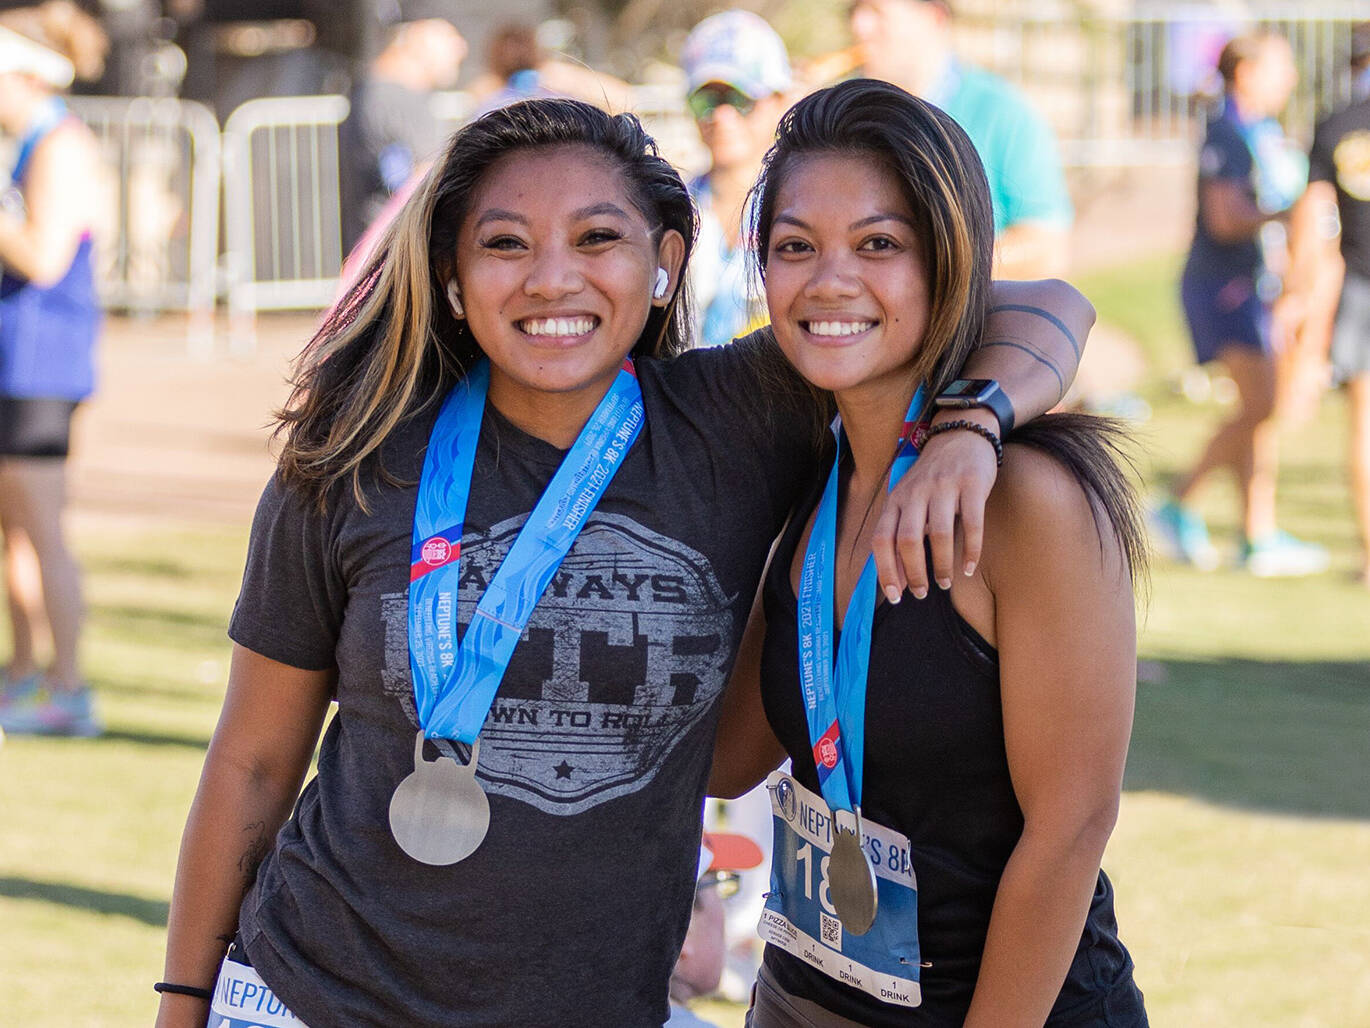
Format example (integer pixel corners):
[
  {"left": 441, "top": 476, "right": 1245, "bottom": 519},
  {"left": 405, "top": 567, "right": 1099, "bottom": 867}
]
[{"left": 228, "top": 335, "right": 813, "bottom": 1027}]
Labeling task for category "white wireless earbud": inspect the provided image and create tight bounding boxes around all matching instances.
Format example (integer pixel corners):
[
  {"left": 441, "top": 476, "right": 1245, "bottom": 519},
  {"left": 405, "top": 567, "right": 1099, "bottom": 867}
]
[
  {"left": 653, "top": 267, "right": 670, "bottom": 300},
  {"left": 445, "top": 279, "right": 465, "bottom": 319}
]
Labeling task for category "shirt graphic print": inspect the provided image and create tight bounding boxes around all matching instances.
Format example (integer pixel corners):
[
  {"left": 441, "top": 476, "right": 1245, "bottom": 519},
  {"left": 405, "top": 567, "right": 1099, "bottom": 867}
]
[{"left": 381, "top": 511, "right": 736, "bottom": 815}]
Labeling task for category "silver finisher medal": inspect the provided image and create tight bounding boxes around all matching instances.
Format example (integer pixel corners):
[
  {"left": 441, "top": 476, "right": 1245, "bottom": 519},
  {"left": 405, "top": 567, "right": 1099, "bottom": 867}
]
[
  {"left": 388, "top": 731, "right": 490, "bottom": 865},
  {"left": 828, "top": 807, "right": 878, "bottom": 935}
]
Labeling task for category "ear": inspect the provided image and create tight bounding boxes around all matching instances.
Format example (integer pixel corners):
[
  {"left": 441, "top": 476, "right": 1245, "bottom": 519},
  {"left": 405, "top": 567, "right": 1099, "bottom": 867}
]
[
  {"left": 651, "top": 229, "right": 687, "bottom": 308},
  {"left": 445, "top": 278, "right": 465, "bottom": 319}
]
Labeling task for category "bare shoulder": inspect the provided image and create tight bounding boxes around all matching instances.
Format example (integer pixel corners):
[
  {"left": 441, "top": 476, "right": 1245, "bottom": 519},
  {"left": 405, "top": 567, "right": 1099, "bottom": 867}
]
[
  {"left": 988, "top": 443, "right": 1096, "bottom": 535},
  {"left": 982, "top": 440, "right": 1128, "bottom": 584},
  {"left": 39, "top": 119, "right": 100, "bottom": 163}
]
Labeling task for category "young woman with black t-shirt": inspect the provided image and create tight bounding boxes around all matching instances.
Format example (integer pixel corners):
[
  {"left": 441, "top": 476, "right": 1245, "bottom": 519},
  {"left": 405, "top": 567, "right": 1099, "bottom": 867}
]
[
  {"left": 712, "top": 81, "right": 1150, "bottom": 1026},
  {"left": 157, "top": 99, "right": 1093, "bottom": 1027}
]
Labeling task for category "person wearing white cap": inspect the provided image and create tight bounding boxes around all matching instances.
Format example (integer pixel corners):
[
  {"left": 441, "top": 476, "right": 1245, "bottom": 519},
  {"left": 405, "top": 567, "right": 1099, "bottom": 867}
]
[
  {"left": 0, "top": 4, "right": 107, "bottom": 739},
  {"left": 668, "top": 831, "right": 764, "bottom": 1027},
  {"left": 680, "top": 10, "right": 793, "bottom": 348}
]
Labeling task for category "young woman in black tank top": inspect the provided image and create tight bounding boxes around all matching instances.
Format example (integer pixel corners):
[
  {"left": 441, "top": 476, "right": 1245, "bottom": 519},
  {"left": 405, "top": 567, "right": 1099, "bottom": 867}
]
[{"left": 712, "top": 81, "right": 1150, "bottom": 1026}]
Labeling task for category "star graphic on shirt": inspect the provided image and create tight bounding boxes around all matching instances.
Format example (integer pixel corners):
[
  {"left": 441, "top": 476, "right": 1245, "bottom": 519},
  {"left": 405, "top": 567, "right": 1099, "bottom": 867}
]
[{"left": 553, "top": 760, "right": 575, "bottom": 780}]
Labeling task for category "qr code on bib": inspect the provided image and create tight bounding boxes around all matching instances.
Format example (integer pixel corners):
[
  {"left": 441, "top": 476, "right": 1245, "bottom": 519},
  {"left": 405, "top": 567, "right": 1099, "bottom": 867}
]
[{"left": 820, "top": 911, "right": 842, "bottom": 948}]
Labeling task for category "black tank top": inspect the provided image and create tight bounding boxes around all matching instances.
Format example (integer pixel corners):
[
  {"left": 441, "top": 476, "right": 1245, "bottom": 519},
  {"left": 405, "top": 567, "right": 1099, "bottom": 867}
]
[{"left": 759, "top": 470, "right": 1147, "bottom": 1026}]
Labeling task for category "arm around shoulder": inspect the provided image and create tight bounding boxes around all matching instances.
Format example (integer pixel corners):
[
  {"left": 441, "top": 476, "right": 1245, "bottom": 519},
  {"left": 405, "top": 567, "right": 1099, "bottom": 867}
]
[{"left": 978, "top": 278, "right": 1096, "bottom": 422}]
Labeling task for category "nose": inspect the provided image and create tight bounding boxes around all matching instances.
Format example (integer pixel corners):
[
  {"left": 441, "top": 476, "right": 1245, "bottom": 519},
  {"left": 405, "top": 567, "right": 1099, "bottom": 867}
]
[
  {"left": 803, "top": 250, "right": 862, "bottom": 302},
  {"left": 706, "top": 103, "right": 745, "bottom": 129},
  {"left": 523, "top": 245, "right": 584, "bottom": 300},
  {"left": 850, "top": 5, "right": 877, "bottom": 44}
]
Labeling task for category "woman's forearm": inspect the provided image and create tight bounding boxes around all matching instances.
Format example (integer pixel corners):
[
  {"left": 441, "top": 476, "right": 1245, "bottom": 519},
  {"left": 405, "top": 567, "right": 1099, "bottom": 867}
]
[
  {"left": 155, "top": 749, "right": 303, "bottom": 1027},
  {"left": 971, "top": 279, "right": 1096, "bottom": 426},
  {"left": 962, "top": 820, "right": 1114, "bottom": 1028}
]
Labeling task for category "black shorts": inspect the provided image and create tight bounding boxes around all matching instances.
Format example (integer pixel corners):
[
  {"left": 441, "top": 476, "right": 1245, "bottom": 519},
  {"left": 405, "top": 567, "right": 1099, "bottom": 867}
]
[{"left": 0, "top": 396, "right": 80, "bottom": 458}]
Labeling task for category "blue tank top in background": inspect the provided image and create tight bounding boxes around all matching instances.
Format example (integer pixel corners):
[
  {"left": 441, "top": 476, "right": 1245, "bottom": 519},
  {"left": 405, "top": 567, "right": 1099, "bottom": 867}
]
[
  {"left": 0, "top": 97, "right": 100, "bottom": 401},
  {"left": 1186, "top": 99, "right": 1307, "bottom": 286}
]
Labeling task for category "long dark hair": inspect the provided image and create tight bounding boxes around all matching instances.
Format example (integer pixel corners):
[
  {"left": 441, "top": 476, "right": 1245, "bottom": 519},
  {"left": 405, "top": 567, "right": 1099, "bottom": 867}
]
[
  {"left": 276, "top": 98, "right": 697, "bottom": 508},
  {"left": 751, "top": 80, "right": 1147, "bottom": 582}
]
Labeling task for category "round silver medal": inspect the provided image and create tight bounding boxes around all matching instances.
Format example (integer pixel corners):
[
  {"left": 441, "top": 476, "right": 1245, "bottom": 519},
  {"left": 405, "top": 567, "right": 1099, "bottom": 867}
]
[
  {"left": 389, "top": 731, "right": 490, "bottom": 865},
  {"left": 828, "top": 808, "right": 878, "bottom": 935}
]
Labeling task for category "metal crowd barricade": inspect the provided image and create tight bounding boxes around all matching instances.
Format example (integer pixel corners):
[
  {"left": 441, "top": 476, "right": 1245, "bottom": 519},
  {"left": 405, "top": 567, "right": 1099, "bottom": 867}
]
[
  {"left": 70, "top": 96, "right": 220, "bottom": 350},
  {"left": 221, "top": 93, "right": 350, "bottom": 345},
  {"left": 957, "top": 2, "right": 1367, "bottom": 168}
]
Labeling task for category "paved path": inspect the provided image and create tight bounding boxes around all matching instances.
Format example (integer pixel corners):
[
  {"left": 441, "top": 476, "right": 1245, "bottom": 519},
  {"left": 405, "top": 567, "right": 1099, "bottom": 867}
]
[{"left": 68, "top": 314, "right": 314, "bottom": 528}]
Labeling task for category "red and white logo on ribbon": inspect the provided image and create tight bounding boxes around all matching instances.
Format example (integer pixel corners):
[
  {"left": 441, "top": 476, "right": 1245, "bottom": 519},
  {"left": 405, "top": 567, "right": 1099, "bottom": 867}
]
[
  {"left": 818, "top": 736, "right": 838, "bottom": 769},
  {"left": 421, "top": 537, "right": 452, "bottom": 566}
]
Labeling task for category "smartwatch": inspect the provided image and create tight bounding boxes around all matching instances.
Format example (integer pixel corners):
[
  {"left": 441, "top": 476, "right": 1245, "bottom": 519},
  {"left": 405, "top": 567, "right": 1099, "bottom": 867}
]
[{"left": 933, "top": 379, "right": 1015, "bottom": 436}]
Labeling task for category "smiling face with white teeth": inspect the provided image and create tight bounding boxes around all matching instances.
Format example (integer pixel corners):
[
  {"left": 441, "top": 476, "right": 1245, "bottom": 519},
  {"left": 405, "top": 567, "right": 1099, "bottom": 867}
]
[
  {"left": 454, "top": 144, "right": 684, "bottom": 446},
  {"left": 763, "top": 153, "right": 930, "bottom": 405}
]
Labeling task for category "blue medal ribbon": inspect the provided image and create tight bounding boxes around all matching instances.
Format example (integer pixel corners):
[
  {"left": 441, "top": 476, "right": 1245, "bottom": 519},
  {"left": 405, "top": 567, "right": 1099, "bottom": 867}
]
[
  {"left": 408, "top": 358, "right": 644, "bottom": 744},
  {"left": 796, "top": 387, "right": 928, "bottom": 814}
]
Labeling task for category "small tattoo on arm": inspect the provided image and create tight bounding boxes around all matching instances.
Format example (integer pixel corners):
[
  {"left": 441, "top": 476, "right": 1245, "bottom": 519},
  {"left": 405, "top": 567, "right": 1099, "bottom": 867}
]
[
  {"left": 981, "top": 339, "right": 1067, "bottom": 401},
  {"left": 987, "top": 303, "right": 1081, "bottom": 360},
  {"left": 238, "top": 821, "right": 269, "bottom": 891}
]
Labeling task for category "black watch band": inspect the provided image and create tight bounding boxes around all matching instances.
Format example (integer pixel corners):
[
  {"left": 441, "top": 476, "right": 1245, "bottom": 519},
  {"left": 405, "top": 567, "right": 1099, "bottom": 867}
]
[{"left": 932, "top": 379, "right": 1015, "bottom": 436}]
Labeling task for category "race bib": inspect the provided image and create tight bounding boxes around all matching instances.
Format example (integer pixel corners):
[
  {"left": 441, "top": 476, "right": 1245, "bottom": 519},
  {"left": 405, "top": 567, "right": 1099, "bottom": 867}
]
[
  {"left": 210, "top": 951, "right": 308, "bottom": 1028},
  {"left": 760, "top": 771, "right": 922, "bottom": 1008}
]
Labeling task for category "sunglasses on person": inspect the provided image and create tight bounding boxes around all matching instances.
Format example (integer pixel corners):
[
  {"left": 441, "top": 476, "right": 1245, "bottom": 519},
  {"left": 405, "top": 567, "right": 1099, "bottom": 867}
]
[
  {"left": 697, "top": 869, "right": 742, "bottom": 901},
  {"left": 688, "top": 83, "right": 759, "bottom": 120}
]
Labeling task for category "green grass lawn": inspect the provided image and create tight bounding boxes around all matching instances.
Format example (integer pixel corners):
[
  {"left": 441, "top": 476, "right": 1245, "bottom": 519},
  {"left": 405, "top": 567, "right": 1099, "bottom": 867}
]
[{"left": 2, "top": 257, "right": 1369, "bottom": 1025}]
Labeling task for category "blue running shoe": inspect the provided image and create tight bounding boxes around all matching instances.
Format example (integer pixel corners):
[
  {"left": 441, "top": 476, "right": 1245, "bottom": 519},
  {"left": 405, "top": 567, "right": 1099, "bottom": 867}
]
[
  {"left": 0, "top": 683, "right": 102, "bottom": 737},
  {"left": 0, "top": 672, "right": 40, "bottom": 709},
  {"left": 1240, "top": 531, "right": 1331, "bottom": 578},
  {"left": 1149, "top": 499, "right": 1219, "bottom": 571}
]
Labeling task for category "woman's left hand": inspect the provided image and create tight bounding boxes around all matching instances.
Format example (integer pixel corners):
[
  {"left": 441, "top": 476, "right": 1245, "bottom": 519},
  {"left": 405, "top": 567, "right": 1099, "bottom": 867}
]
[{"left": 872, "top": 411, "right": 999, "bottom": 601}]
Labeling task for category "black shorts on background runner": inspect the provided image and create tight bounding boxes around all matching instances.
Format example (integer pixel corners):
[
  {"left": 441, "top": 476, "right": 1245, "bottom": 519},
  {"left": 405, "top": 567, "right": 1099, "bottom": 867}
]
[{"left": 0, "top": 396, "right": 79, "bottom": 458}]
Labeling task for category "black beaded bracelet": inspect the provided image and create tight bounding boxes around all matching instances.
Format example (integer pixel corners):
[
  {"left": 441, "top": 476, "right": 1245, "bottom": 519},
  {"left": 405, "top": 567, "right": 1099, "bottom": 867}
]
[
  {"left": 154, "top": 981, "right": 214, "bottom": 1000},
  {"left": 923, "top": 418, "right": 1004, "bottom": 466}
]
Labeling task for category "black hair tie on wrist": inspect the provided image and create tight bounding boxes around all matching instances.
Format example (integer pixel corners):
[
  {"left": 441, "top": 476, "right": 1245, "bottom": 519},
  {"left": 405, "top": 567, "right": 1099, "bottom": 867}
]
[
  {"left": 154, "top": 981, "right": 214, "bottom": 1000},
  {"left": 923, "top": 418, "right": 1004, "bottom": 467}
]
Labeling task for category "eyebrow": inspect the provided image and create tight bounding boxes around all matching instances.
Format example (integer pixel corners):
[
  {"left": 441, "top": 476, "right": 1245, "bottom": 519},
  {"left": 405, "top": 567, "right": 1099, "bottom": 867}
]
[
  {"left": 573, "top": 201, "right": 633, "bottom": 221},
  {"left": 472, "top": 202, "right": 633, "bottom": 229},
  {"left": 850, "top": 212, "right": 917, "bottom": 230},
  {"left": 772, "top": 212, "right": 916, "bottom": 231},
  {"left": 473, "top": 208, "right": 528, "bottom": 228}
]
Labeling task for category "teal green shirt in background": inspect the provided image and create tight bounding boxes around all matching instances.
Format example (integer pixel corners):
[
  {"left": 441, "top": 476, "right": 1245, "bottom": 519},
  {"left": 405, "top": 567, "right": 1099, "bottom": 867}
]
[{"left": 932, "top": 61, "right": 1074, "bottom": 235}]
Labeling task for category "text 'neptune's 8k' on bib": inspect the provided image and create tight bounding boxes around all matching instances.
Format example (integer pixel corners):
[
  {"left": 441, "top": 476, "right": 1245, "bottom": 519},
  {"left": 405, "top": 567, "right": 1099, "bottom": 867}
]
[{"left": 762, "top": 771, "right": 921, "bottom": 1008}]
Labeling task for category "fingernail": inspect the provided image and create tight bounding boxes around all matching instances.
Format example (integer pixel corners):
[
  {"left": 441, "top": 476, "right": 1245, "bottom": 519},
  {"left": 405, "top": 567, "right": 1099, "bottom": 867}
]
[
  {"left": 964, "top": 561, "right": 977, "bottom": 577},
  {"left": 912, "top": 585, "right": 928, "bottom": 600},
  {"left": 884, "top": 585, "right": 901, "bottom": 605},
  {"left": 936, "top": 577, "right": 951, "bottom": 591}
]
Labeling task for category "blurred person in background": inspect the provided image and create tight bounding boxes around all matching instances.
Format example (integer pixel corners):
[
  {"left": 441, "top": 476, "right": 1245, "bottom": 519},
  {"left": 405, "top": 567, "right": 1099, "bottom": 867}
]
[
  {"left": 338, "top": 0, "right": 466, "bottom": 253},
  {"left": 0, "top": 3, "right": 106, "bottom": 738},
  {"left": 1283, "top": 23, "right": 1370, "bottom": 587},
  {"left": 667, "top": 831, "right": 764, "bottom": 1028},
  {"left": 677, "top": 12, "right": 794, "bottom": 983},
  {"left": 848, "top": 0, "right": 1072, "bottom": 279},
  {"left": 680, "top": 10, "right": 793, "bottom": 348},
  {"left": 467, "top": 21, "right": 633, "bottom": 117},
  {"left": 470, "top": 23, "right": 559, "bottom": 116},
  {"left": 1156, "top": 31, "right": 1329, "bottom": 577}
]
